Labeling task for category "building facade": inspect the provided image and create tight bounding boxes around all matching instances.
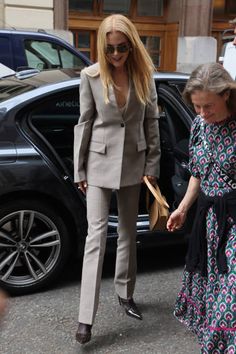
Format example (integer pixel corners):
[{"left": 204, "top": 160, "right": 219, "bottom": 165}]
[
  {"left": 68, "top": 0, "right": 236, "bottom": 71},
  {"left": 0, "top": 0, "right": 235, "bottom": 71},
  {"left": 0, "top": 0, "right": 54, "bottom": 29}
]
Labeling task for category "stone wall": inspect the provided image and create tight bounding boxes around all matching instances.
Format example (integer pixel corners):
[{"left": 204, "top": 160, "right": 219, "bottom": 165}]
[{"left": 2, "top": 0, "right": 53, "bottom": 29}]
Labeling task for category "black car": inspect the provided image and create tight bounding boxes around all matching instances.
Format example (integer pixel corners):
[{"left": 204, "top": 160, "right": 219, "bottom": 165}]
[{"left": 0, "top": 68, "right": 194, "bottom": 295}]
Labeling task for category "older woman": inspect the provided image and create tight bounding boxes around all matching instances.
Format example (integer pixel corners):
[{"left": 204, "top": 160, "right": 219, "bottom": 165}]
[{"left": 167, "top": 63, "right": 236, "bottom": 353}]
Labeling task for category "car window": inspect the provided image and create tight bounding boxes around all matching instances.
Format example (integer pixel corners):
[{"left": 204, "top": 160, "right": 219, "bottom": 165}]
[
  {"left": 60, "top": 47, "right": 85, "bottom": 69},
  {"left": 28, "top": 87, "right": 79, "bottom": 167},
  {"left": 25, "top": 40, "right": 60, "bottom": 69},
  {"left": 25, "top": 48, "right": 46, "bottom": 70},
  {"left": 156, "top": 84, "right": 193, "bottom": 206},
  {"left": 167, "top": 81, "right": 187, "bottom": 96},
  {"left": 24, "top": 40, "right": 86, "bottom": 70}
]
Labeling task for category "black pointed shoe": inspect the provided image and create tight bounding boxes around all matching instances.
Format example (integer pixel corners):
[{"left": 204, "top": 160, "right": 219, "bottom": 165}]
[
  {"left": 75, "top": 322, "right": 92, "bottom": 344},
  {"left": 118, "top": 296, "right": 143, "bottom": 320}
]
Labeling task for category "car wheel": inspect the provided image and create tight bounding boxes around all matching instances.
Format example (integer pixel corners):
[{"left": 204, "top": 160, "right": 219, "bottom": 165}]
[{"left": 0, "top": 200, "right": 70, "bottom": 295}]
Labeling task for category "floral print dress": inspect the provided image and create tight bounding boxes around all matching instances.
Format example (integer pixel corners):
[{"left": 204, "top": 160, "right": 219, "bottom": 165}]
[{"left": 174, "top": 115, "right": 236, "bottom": 354}]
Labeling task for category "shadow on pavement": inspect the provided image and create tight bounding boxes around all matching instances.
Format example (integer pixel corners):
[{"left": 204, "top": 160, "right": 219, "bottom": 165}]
[{"left": 57, "top": 244, "right": 187, "bottom": 288}]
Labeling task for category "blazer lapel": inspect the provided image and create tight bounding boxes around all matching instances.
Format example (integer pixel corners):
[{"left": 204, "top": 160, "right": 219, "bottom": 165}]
[
  {"left": 123, "top": 82, "right": 141, "bottom": 121},
  {"left": 108, "top": 81, "right": 139, "bottom": 122},
  {"left": 108, "top": 84, "right": 118, "bottom": 108}
]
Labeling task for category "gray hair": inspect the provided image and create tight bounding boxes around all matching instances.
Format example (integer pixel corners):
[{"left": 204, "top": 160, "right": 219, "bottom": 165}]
[{"left": 183, "top": 62, "right": 236, "bottom": 113}]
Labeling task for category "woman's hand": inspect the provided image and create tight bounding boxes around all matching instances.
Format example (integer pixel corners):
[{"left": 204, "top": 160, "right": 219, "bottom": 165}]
[
  {"left": 76, "top": 180, "right": 87, "bottom": 194},
  {"left": 166, "top": 208, "right": 187, "bottom": 232},
  {"left": 167, "top": 176, "right": 200, "bottom": 232}
]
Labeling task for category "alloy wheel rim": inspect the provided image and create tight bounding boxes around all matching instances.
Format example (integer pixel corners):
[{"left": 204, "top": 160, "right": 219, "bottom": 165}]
[{"left": 0, "top": 210, "right": 61, "bottom": 287}]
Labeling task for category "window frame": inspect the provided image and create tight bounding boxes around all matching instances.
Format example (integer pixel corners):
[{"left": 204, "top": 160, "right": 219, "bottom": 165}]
[
  {"left": 72, "top": 30, "right": 97, "bottom": 62},
  {"left": 69, "top": 0, "right": 166, "bottom": 21},
  {"left": 139, "top": 32, "right": 164, "bottom": 70}
]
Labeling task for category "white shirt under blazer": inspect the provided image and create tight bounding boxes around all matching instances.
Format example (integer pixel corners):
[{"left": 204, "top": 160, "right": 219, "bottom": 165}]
[{"left": 74, "top": 63, "right": 161, "bottom": 190}]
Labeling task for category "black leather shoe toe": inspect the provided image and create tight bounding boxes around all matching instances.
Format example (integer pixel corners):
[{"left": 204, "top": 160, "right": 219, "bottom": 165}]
[
  {"left": 75, "top": 322, "right": 92, "bottom": 344},
  {"left": 118, "top": 296, "right": 143, "bottom": 320}
]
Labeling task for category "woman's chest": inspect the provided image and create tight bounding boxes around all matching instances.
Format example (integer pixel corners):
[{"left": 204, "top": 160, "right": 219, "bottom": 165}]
[{"left": 193, "top": 122, "right": 236, "bottom": 176}]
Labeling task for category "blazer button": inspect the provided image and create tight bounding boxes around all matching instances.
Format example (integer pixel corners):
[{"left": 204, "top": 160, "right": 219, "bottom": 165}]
[{"left": 120, "top": 122, "right": 125, "bottom": 127}]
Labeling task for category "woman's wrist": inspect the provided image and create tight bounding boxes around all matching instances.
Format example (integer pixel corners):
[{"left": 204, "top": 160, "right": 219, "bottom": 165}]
[{"left": 177, "top": 203, "right": 188, "bottom": 215}]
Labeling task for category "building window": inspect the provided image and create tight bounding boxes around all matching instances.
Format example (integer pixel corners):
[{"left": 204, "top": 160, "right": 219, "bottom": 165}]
[
  {"left": 69, "top": 0, "right": 164, "bottom": 17},
  {"left": 103, "top": 0, "right": 131, "bottom": 14},
  {"left": 213, "top": 0, "right": 236, "bottom": 15},
  {"left": 213, "top": 0, "right": 225, "bottom": 15},
  {"left": 137, "top": 0, "right": 163, "bottom": 17},
  {"left": 73, "top": 30, "right": 97, "bottom": 62},
  {"left": 228, "top": 0, "right": 236, "bottom": 13},
  {"left": 78, "top": 32, "right": 90, "bottom": 58},
  {"left": 73, "top": 31, "right": 92, "bottom": 60},
  {"left": 69, "top": 0, "right": 93, "bottom": 12},
  {"left": 140, "top": 36, "right": 161, "bottom": 68}
]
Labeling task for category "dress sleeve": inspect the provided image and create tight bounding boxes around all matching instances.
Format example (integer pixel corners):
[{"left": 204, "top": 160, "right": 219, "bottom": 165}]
[{"left": 188, "top": 115, "right": 202, "bottom": 178}]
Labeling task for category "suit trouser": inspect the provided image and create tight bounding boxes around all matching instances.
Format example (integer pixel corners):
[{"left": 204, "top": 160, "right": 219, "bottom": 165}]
[{"left": 78, "top": 184, "right": 141, "bottom": 325}]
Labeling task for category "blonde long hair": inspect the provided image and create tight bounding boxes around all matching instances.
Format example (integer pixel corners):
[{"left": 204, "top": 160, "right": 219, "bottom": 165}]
[{"left": 97, "top": 14, "right": 155, "bottom": 104}]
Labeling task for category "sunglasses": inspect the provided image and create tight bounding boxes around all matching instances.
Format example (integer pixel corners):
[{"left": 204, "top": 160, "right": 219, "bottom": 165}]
[{"left": 105, "top": 43, "right": 130, "bottom": 54}]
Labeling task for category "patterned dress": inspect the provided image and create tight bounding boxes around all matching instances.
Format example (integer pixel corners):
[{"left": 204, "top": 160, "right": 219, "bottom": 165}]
[{"left": 174, "top": 115, "right": 236, "bottom": 354}]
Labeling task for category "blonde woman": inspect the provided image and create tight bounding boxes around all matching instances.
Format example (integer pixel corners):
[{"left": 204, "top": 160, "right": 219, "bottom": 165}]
[{"left": 74, "top": 14, "right": 160, "bottom": 344}]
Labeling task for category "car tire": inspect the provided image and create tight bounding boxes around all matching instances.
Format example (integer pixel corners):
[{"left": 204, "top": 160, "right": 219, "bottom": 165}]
[{"left": 0, "top": 199, "right": 70, "bottom": 295}]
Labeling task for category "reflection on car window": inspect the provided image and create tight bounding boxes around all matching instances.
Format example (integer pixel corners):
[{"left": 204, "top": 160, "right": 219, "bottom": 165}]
[
  {"left": 31, "top": 87, "right": 79, "bottom": 116},
  {"left": 25, "top": 49, "right": 45, "bottom": 70},
  {"left": 60, "top": 47, "right": 85, "bottom": 70},
  {"left": 25, "top": 40, "right": 61, "bottom": 69},
  {"left": 24, "top": 40, "right": 85, "bottom": 70},
  {"left": 0, "top": 79, "right": 34, "bottom": 103}
]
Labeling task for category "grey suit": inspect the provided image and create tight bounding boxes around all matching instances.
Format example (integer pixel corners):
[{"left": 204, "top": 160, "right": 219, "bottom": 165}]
[{"left": 74, "top": 63, "right": 160, "bottom": 324}]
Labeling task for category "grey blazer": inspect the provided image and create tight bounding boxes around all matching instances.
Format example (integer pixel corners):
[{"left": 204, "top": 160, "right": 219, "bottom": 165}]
[{"left": 74, "top": 63, "right": 161, "bottom": 190}]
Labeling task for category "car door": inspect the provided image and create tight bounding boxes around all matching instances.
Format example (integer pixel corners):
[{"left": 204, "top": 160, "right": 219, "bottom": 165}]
[
  {"left": 157, "top": 82, "right": 196, "bottom": 233},
  {"left": 157, "top": 82, "right": 193, "bottom": 203},
  {"left": 17, "top": 84, "right": 88, "bottom": 235}
]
